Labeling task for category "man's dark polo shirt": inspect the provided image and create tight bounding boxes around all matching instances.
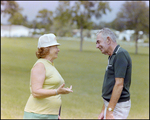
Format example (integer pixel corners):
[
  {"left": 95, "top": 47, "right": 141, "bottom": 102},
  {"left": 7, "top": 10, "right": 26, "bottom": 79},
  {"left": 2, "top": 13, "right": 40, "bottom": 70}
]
[{"left": 102, "top": 45, "right": 132, "bottom": 103}]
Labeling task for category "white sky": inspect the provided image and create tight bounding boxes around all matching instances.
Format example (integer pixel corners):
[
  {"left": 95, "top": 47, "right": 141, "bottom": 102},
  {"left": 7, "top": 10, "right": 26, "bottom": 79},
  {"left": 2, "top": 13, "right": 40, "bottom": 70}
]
[{"left": 1, "top": 1, "right": 149, "bottom": 24}]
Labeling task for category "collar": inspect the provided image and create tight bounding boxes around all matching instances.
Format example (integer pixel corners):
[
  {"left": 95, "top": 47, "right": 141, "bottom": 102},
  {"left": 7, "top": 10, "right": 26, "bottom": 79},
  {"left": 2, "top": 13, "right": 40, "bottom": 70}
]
[
  {"left": 113, "top": 45, "right": 120, "bottom": 55},
  {"left": 108, "top": 45, "right": 120, "bottom": 59},
  {"left": 40, "top": 58, "right": 54, "bottom": 66},
  {"left": 46, "top": 59, "right": 54, "bottom": 66}
]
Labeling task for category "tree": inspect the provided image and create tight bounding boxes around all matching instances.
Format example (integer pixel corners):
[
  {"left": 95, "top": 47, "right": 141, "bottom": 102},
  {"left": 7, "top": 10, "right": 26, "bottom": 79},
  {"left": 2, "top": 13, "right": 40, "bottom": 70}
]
[
  {"left": 8, "top": 12, "right": 25, "bottom": 25},
  {"left": 1, "top": 1, "right": 23, "bottom": 37},
  {"left": 1, "top": 1, "right": 29, "bottom": 26},
  {"left": 36, "top": 9, "right": 53, "bottom": 32},
  {"left": 103, "top": 18, "right": 125, "bottom": 31},
  {"left": 116, "top": 1, "right": 149, "bottom": 54},
  {"left": 71, "top": 1, "right": 111, "bottom": 51},
  {"left": 1, "top": 1, "right": 22, "bottom": 15},
  {"left": 22, "top": 15, "right": 29, "bottom": 27},
  {"left": 53, "top": 1, "right": 74, "bottom": 36}
]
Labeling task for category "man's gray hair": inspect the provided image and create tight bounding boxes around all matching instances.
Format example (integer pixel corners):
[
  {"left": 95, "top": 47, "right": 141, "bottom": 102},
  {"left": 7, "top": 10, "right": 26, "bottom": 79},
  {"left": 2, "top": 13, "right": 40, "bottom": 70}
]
[{"left": 96, "top": 28, "right": 117, "bottom": 42}]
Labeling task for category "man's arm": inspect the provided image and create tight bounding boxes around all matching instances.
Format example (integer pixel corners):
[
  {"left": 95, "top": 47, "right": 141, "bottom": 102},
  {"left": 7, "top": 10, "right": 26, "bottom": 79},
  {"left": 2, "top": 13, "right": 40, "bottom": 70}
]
[{"left": 106, "top": 77, "right": 124, "bottom": 119}]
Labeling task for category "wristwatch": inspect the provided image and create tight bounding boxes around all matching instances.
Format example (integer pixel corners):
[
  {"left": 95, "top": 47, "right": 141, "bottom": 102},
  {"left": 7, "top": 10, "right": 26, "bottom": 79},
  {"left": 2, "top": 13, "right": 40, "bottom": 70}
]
[{"left": 107, "top": 107, "right": 113, "bottom": 112}]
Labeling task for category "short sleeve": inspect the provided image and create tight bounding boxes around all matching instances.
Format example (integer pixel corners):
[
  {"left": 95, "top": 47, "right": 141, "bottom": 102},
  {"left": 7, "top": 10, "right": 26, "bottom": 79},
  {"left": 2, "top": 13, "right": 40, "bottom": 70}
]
[{"left": 114, "top": 52, "right": 128, "bottom": 78}]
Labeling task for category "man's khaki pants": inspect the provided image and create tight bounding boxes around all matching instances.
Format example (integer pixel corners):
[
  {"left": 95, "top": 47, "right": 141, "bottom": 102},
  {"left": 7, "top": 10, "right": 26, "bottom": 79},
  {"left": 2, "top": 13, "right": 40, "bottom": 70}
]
[{"left": 103, "top": 99, "right": 131, "bottom": 119}]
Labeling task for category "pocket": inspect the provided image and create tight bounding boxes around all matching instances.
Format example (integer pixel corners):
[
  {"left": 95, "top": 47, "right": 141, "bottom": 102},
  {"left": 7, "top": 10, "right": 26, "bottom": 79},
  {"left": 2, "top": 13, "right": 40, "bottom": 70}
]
[
  {"left": 107, "top": 65, "right": 114, "bottom": 75},
  {"left": 116, "top": 100, "right": 131, "bottom": 108}
]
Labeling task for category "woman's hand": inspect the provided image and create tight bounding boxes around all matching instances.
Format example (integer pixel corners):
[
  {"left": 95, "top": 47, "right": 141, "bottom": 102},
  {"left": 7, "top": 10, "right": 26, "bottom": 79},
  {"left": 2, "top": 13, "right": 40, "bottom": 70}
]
[
  {"left": 57, "top": 83, "right": 73, "bottom": 94},
  {"left": 58, "top": 115, "right": 61, "bottom": 119}
]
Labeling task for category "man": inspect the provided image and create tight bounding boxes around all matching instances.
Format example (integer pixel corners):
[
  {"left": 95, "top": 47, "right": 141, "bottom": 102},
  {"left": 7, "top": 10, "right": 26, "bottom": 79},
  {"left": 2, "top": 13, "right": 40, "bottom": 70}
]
[{"left": 96, "top": 28, "right": 132, "bottom": 119}]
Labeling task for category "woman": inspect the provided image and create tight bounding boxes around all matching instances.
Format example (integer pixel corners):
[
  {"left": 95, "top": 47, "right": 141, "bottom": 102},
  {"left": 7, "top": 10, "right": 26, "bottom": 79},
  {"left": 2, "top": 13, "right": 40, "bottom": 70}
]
[{"left": 23, "top": 33, "right": 73, "bottom": 119}]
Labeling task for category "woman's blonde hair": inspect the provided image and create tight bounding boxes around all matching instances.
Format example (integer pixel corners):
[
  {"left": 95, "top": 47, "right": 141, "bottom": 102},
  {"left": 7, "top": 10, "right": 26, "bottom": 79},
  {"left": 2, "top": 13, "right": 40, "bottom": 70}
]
[{"left": 36, "top": 46, "right": 50, "bottom": 59}]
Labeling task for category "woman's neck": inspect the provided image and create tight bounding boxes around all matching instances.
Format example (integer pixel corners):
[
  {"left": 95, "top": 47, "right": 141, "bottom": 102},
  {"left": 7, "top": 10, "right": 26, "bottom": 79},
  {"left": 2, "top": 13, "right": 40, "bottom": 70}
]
[{"left": 44, "top": 56, "right": 54, "bottom": 63}]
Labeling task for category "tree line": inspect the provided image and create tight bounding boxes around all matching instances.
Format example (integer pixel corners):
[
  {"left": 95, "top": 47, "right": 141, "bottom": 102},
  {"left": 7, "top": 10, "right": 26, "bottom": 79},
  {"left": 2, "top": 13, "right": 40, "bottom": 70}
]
[{"left": 1, "top": 1, "right": 149, "bottom": 53}]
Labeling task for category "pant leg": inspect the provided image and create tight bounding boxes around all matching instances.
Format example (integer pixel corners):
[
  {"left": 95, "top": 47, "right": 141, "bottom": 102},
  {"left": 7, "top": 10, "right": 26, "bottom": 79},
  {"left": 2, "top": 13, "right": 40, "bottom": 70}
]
[
  {"left": 113, "top": 100, "right": 131, "bottom": 119},
  {"left": 103, "top": 99, "right": 131, "bottom": 119},
  {"left": 23, "top": 111, "right": 58, "bottom": 119},
  {"left": 103, "top": 99, "right": 109, "bottom": 119}
]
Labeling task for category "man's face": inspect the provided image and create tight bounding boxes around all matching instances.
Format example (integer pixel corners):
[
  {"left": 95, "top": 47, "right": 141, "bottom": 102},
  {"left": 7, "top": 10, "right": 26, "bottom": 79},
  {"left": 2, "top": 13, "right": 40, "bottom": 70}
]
[{"left": 96, "top": 33, "right": 108, "bottom": 55}]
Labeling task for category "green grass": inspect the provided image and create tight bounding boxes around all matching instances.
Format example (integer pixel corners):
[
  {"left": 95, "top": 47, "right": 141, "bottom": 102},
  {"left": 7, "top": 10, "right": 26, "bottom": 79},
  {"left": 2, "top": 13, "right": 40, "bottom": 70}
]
[{"left": 1, "top": 37, "right": 149, "bottom": 119}]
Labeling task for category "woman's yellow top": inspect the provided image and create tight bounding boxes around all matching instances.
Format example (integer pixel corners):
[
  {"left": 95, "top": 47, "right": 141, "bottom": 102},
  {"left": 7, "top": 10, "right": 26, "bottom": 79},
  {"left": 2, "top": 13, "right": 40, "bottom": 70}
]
[{"left": 24, "top": 58, "right": 64, "bottom": 115}]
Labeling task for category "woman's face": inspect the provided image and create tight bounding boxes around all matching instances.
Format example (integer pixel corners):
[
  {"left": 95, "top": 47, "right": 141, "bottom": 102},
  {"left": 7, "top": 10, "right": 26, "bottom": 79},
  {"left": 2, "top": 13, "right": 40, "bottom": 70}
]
[{"left": 49, "top": 45, "right": 60, "bottom": 59}]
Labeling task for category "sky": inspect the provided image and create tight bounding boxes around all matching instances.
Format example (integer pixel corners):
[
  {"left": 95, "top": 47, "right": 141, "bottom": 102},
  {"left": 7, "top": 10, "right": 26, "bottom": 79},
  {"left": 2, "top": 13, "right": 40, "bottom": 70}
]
[{"left": 1, "top": 1, "right": 149, "bottom": 25}]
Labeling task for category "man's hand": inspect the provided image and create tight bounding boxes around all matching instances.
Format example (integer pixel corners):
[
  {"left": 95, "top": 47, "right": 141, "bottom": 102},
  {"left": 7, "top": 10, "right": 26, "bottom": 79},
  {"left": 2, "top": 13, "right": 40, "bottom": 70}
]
[
  {"left": 98, "top": 104, "right": 105, "bottom": 119},
  {"left": 98, "top": 112, "right": 104, "bottom": 119},
  {"left": 106, "top": 111, "right": 114, "bottom": 119}
]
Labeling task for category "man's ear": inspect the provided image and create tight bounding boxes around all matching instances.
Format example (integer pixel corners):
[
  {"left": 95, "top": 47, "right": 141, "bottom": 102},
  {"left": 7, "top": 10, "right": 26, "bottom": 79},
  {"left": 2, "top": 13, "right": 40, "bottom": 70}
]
[{"left": 106, "top": 37, "right": 111, "bottom": 45}]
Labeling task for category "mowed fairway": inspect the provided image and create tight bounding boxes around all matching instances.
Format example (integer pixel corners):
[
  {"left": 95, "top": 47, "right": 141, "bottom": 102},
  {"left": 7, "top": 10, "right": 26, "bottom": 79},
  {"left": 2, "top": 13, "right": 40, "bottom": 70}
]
[{"left": 1, "top": 37, "right": 149, "bottom": 119}]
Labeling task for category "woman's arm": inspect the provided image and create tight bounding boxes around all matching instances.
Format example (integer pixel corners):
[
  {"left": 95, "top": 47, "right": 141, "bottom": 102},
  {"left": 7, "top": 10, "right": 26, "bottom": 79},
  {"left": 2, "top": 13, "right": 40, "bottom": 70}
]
[{"left": 31, "top": 62, "right": 73, "bottom": 98}]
